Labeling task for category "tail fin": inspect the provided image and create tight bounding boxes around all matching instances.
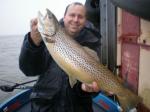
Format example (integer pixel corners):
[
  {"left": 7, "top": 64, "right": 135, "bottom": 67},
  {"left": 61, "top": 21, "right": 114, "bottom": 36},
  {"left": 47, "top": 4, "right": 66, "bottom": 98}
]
[{"left": 117, "top": 89, "right": 142, "bottom": 112}]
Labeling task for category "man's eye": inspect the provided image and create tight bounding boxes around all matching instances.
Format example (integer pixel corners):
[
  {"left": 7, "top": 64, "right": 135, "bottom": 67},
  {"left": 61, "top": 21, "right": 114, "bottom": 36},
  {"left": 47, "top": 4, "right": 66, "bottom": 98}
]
[
  {"left": 70, "top": 14, "right": 75, "bottom": 17},
  {"left": 78, "top": 15, "right": 83, "bottom": 19}
]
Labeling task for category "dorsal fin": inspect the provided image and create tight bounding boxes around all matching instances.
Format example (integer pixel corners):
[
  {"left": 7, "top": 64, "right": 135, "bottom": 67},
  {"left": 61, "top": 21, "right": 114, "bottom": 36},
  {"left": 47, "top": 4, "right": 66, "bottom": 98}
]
[{"left": 83, "top": 46, "right": 100, "bottom": 62}]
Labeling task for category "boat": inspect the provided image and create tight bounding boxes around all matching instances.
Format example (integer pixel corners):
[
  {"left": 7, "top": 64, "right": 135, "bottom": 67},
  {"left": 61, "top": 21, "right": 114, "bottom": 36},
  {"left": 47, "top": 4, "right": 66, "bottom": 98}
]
[{"left": 0, "top": 81, "right": 121, "bottom": 112}]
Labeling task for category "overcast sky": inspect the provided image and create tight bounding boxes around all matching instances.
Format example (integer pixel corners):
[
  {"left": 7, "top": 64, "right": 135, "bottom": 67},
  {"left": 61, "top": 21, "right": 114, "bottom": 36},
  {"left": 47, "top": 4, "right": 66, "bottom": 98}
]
[{"left": 0, "top": 0, "right": 85, "bottom": 36}]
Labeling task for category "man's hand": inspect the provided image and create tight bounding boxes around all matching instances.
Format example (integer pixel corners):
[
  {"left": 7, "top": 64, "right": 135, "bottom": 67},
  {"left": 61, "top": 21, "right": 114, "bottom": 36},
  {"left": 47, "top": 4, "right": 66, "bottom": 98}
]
[
  {"left": 30, "top": 18, "right": 42, "bottom": 46},
  {"left": 81, "top": 81, "right": 100, "bottom": 92}
]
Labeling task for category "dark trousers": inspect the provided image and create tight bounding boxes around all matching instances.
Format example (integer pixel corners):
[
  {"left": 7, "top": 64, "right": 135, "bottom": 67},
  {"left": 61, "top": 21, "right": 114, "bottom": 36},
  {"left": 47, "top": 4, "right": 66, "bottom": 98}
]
[
  {"left": 31, "top": 98, "right": 54, "bottom": 112},
  {"left": 30, "top": 98, "right": 93, "bottom": 112}
]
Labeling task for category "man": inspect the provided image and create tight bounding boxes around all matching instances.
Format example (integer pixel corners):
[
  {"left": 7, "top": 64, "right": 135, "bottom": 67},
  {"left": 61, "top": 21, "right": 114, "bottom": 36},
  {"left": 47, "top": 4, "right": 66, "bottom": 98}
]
[{"left": 19, "top": 2, "right": 101, "bottom": 112}]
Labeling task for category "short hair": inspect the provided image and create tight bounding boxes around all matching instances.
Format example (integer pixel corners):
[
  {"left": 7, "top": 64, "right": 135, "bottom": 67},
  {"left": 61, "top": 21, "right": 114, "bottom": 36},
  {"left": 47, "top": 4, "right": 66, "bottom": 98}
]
[{"left": 64, "top": 2, "right": 85, "bottom": 16}]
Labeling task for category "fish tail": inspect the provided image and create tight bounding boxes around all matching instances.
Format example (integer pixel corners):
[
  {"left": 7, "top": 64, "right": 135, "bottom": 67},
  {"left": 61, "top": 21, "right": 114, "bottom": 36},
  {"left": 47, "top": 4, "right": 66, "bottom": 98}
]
[{"left": 117, "top": 89, "right": 142, "bottom": 112}]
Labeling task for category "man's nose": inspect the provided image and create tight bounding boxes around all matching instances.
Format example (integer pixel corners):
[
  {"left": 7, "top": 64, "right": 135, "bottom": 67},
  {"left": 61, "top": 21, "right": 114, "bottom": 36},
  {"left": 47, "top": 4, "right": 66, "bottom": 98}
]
[{"left": 73, "top": 16, "right": 79, "bottom": 22}]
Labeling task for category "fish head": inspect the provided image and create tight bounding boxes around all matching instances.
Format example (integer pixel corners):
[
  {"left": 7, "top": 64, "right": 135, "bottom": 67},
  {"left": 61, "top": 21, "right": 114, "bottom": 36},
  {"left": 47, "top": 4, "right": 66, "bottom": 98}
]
[{"left": 38, "top": 8, "right": 59, "bottom": 37}]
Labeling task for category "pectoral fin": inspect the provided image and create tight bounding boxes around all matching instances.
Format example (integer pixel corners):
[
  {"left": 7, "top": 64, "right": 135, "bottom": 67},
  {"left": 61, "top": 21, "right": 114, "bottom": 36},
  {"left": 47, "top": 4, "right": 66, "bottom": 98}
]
[{"left": 69, "top": 76, "right": 77, "bottom": 88}]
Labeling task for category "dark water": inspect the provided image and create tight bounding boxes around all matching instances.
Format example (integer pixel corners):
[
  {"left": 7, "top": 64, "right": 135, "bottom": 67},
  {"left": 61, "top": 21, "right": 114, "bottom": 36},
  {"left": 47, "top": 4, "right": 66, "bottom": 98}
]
[{"left": 0, "top": 35, "right": 36, "bottom": 103}]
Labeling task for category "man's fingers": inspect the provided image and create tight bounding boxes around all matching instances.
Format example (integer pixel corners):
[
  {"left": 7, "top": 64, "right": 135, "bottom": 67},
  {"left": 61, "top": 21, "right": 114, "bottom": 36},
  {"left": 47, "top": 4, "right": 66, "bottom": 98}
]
[
  {"left": 81, "top": 83, "right": 93, "bottom": 92},
  {"left": 30, "top": 18, "right": 39, "bottom": 31},
  {"left": 30, "top": 18, "right": 38, "bottom": 26},
  {"left": 81, "top": 82, "right": 100, "bottom": 92},
  {"left": 81, "top": 83, "right": 86, "bottom": 91},
  {"left": 92, "top": 82, "right": 100, "bottom": 92}
]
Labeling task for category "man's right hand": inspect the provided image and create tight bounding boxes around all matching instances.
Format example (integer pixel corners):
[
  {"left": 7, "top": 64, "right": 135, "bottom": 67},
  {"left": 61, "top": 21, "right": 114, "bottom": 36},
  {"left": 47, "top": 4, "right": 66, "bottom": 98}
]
[{"left": 30, "top": 18, "right": 42, "bottom": 46}]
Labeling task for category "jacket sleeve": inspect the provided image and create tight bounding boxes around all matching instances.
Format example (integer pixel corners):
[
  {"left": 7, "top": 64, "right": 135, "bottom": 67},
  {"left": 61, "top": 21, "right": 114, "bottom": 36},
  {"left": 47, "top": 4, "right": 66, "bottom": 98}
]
[{"left": 19, "top": 32, "right": 51, "bottom": 76}]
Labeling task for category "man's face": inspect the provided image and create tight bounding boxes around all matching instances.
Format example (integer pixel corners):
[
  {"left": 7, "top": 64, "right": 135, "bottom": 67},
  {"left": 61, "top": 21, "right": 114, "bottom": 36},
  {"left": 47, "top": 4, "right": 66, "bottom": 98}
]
[{"left": 63, "top": 4, "right": 86, "bottom": 37}]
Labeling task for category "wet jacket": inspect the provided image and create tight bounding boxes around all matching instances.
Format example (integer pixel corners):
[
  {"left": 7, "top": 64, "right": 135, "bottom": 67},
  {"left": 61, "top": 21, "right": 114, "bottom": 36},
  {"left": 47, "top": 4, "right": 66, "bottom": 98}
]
[{"left": 19, "top": 21, "right": 101, "bottom": 112}]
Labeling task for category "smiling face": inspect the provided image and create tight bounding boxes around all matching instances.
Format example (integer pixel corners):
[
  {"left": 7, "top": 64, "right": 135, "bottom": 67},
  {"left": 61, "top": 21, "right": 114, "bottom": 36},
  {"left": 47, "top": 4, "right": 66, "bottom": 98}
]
[{"left": 63, "top": 3, "right": 86, "bottom": 37}]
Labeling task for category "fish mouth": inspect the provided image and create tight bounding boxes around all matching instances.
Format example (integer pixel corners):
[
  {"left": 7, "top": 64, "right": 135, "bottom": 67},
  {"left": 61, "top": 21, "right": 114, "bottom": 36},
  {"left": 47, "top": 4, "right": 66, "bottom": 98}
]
[{"left": 46, "top": 8, "right": 53, "bottom": 19}]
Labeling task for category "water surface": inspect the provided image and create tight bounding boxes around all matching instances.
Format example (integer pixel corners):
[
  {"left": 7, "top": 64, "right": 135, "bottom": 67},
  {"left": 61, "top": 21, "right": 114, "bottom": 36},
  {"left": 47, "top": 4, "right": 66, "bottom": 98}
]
[{"left": 0, "top": 35, "right": 36, "bottom": 103}]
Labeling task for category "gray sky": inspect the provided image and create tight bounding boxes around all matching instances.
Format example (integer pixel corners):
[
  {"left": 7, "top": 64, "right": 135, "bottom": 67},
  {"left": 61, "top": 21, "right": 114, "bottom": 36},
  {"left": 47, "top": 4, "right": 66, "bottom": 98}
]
[{"left": 0, "top": 0, "right": 85, "bottom": 36}]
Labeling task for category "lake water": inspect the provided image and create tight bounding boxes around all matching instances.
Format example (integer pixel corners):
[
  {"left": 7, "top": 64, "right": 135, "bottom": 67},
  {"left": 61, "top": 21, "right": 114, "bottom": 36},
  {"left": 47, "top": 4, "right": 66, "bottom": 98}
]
[{"left": 0, "top": 35, "right": 36, "bottom": 103}]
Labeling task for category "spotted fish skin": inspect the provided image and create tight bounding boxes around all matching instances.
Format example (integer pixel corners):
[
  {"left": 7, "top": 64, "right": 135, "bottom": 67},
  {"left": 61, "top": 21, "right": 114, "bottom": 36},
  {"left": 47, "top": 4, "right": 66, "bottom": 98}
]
[{"left": 37, "top": 9, "right": 142, "bottom": 112}]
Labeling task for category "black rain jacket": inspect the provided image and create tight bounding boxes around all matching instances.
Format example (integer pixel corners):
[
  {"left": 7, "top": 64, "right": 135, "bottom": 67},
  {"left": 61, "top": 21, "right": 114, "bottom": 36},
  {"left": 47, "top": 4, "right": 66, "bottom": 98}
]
[{"left": 19, "top": 21, "right": 101, "bottom": 112}]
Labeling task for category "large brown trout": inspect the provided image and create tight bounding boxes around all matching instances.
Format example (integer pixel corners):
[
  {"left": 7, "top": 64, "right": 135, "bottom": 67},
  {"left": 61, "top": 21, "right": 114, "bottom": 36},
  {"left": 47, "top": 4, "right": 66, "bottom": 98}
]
[{"left": 37, "top": 9, "right": 142, "bottom": 111}]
